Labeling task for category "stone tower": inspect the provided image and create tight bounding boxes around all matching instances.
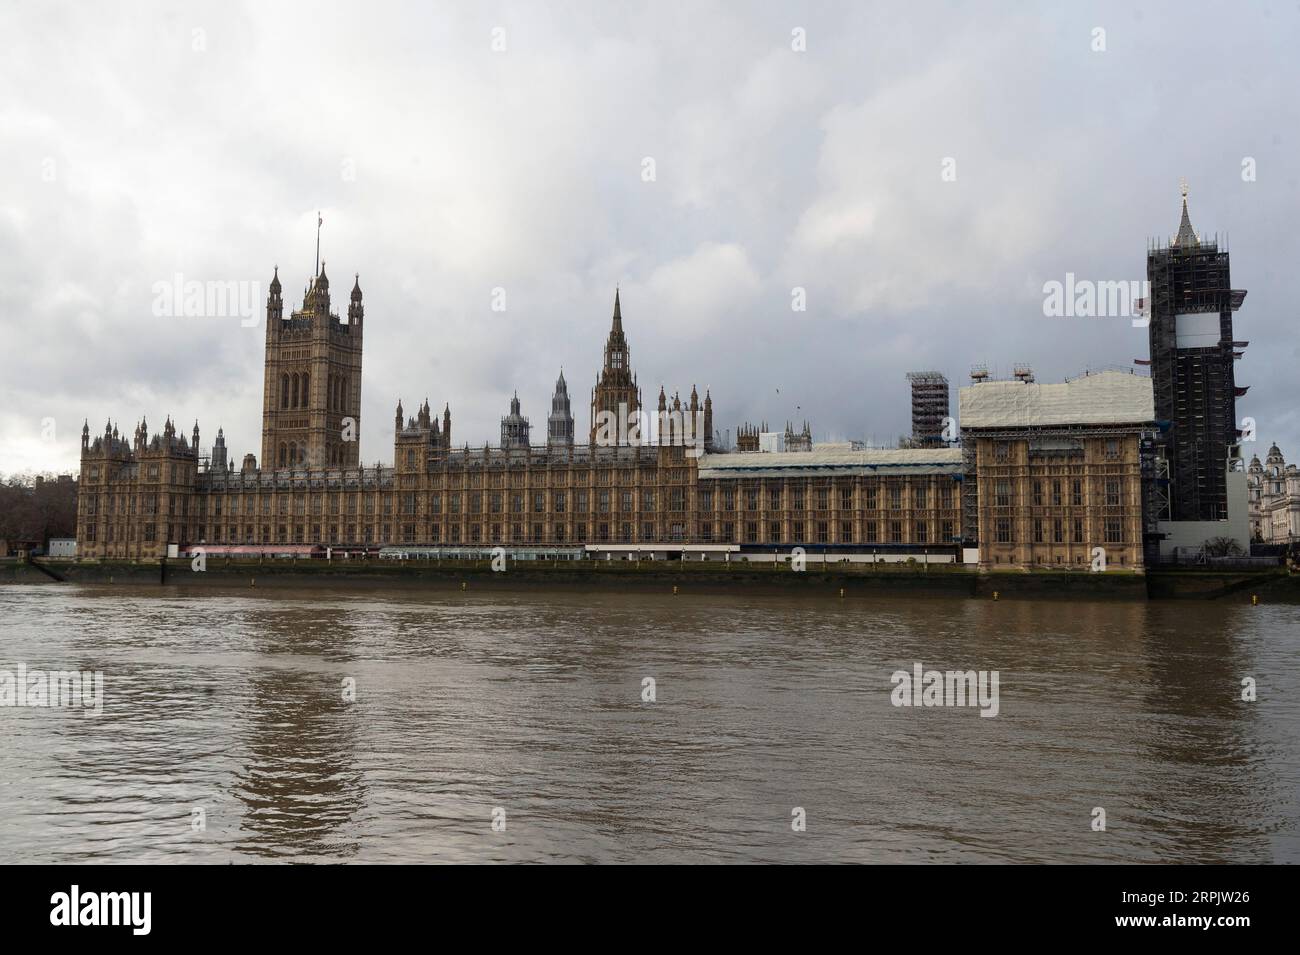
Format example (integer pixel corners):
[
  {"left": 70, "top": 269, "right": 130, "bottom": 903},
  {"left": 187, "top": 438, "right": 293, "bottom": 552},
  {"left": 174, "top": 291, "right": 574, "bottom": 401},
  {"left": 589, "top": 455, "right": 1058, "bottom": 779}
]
[
  {"left": 589, "top": 288, "right": 641, "bottom": 446},
  {"left": 500, "top": 392, "right": 531, "bottom": 449},
  {"left": 260, "top": 263, "right": 365, "bottom": 470}
]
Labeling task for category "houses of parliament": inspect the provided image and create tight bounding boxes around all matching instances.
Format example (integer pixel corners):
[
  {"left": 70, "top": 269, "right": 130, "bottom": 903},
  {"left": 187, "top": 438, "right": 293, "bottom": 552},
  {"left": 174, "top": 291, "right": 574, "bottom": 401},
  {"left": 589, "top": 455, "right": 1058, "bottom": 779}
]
[
  {"left": 84, "top": 200, "right": 1224, "bottom": 575},
  {"left": 75, "top": 256, "right": 982, "bottom": 563}
]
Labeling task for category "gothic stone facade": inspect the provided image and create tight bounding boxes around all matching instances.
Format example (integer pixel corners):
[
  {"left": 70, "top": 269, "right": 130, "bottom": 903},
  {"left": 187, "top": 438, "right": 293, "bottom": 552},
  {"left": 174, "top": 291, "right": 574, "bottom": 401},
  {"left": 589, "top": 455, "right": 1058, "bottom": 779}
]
[
  {"left": 76, "top": 269, "right": 1141, "bottom": 571},
  {"left": 958, "top": 371, "right": 1152, "bottom": 571},
  {"left": 261, "top": 264, "right": 364, "bottom": 470},
  {"left": 1248, "top": 444, "right": 1300, "bottom": 544},
  {"left": 77, "top": 280, "right": 966, "bottom": 559}
]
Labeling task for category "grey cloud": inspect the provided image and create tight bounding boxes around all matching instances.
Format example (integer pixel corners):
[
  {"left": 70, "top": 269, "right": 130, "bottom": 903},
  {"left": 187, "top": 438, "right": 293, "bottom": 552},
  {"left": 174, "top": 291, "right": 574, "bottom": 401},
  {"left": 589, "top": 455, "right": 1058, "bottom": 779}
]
[{"left": 1, "top": 0, "right": 1296, "bottom": 475}]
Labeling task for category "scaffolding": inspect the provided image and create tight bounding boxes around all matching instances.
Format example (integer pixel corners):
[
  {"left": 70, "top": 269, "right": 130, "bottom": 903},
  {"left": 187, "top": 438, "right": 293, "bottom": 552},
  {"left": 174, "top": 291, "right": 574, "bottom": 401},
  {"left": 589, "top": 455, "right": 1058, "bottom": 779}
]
[
  {"left": 1140, "top": 432, "right": 1171, "bottom": 565},
  {"left": 1146, "top": 232, "right": 1246, "bottom": 522},
  {"left": 961, "top": 440, "right": 978, "bottom": 545},
  {"left": 906, "top": 371, "right": 950, "bottom": 448}
]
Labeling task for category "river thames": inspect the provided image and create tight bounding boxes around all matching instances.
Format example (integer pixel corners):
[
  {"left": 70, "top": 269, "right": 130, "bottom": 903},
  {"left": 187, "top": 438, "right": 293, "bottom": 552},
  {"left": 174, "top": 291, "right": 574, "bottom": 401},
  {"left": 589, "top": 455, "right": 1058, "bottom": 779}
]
[{"left": 1, "top": 583, "right": 1296, "bottom": 863}]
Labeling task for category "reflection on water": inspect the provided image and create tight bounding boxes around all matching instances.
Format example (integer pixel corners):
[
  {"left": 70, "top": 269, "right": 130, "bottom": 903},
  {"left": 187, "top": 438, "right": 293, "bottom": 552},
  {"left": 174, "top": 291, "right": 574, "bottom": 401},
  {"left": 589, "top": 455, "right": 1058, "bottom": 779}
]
[{"left": 0, "top": 583, "right": 1296, "bottom": 863}]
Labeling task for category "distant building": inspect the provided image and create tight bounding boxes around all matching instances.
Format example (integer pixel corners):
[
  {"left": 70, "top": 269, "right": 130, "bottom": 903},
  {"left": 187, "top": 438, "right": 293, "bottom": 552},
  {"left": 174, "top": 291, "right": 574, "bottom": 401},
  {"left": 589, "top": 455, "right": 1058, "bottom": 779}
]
[
  {"left": 959, "top": 370, "right": 1154, "bottom": 571},
  {"left": 47, "top": 538, "right": 77, "bottom": 557},
  {"left": 735, "top": 422, "right": 765, "bottom": 453},
  {"left": 784, "top": 421, "right": 813, "bottom": 452},
  {"left": 1248, "top": 444, "right": 1300, "bottom": 544},
  {"left": 733, "top": 421, "right": 811, "bottom": 453}
]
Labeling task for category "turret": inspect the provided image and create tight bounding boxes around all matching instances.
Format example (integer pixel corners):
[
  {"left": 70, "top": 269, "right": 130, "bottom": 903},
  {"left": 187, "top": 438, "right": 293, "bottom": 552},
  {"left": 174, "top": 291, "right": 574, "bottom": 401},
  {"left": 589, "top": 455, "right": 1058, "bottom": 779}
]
[
  {"left": 547, "top": 370, "right": 575, "bottom": 449},
  {"left": 657, "top": 386, "right": 668, "bottom": 446},
  {"left": 703, "top": 389, "right": 714, "bottom": 451},
  {"left": 315, "top": 262, "right": 331, "bottom": 311},
  {"left": 1266, "top": 442, "right": 1285, "bottom": 474},
  {"left": 266, "top": 266, "right": 283, "bottom": 332},
  {"left": 348, "top": 274, "right": 364, "bottom": 328},
  {"left": 211, "top": 426, "right": 228, "bottom": 470}
]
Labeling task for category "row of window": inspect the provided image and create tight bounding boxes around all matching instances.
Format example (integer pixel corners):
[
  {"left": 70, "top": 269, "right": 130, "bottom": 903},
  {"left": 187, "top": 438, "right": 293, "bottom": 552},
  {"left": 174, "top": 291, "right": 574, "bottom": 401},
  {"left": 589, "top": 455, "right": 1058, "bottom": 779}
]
[
  {"left": 991, "top": 439, "right": 1123, "bottom": 461},
  {"left": 276, "top": 372, "right": 353, "bottom": 412},
  {"left": 103, "top": 484, "right": 964, "bottom": 520},
  {"left": 992, "top": 479, "right": 1128, "bottom": 508},
  {"left": 992, "top": 517, "right": 1126, "bottom": 544},
  {"left": 165, "top": 517, "right": 962, "bottom": 547},
  {"left": 275, "top": 441, "right": 351, "bottom": 468}
]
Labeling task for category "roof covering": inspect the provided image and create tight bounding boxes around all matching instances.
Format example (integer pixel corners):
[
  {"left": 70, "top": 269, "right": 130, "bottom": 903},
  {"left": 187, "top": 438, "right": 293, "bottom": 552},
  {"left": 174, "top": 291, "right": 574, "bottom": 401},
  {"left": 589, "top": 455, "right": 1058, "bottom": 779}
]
[
  {"left": 698, "top": 447, "right": 962, "bottom": 479},
  {"left": 959, "top": 370, "right": 1154, "bottom": 430}
]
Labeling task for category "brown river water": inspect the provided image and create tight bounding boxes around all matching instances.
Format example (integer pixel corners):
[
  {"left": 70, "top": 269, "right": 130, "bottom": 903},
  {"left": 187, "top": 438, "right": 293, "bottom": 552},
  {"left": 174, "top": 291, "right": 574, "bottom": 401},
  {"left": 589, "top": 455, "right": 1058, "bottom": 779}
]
[{"left": 0, "top": 583, "right": 1297, "bottom": 863}]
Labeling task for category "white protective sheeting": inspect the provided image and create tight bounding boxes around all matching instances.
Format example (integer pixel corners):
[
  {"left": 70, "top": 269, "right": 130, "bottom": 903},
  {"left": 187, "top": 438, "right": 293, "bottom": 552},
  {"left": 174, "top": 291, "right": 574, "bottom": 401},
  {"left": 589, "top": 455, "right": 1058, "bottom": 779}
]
[
  {"left": 1174, "top": 312, "right": 1221, "bottom": 349},
  {"left": 958, "top": 370, "right": 1154, "bottom": 430},
  {"left": 698, "top": 447, "right": 962, "bottom": 479}
]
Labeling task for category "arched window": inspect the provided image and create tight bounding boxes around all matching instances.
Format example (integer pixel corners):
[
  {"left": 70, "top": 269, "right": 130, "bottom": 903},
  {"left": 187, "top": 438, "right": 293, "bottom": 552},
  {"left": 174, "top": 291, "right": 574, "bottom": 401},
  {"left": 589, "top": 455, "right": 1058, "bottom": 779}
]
[
  {"left": 279, "top": 443, "right": 287, "bottom": 468},
  {"left": 289, "top": 441, "right": 297, "bottom": 466},
  {"left": 291, "top": 373, "right": 299, "bottom": 409},
  {"left": 281, "top": 374, "right": 289, "bottom": 409},
  {"left": 302, "top": 374, "right": 310, "bottom": 409},
  {"left": 341, "top": 376, "right": 348, "bottom": 410},
  {"left": 327, "top": 374, "right": 334, "bottom": 411}
]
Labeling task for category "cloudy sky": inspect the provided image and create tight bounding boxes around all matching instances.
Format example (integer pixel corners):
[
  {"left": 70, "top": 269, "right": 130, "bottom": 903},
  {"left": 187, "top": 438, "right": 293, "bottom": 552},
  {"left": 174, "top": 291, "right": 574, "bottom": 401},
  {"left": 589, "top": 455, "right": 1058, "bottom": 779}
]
[{"left": 2, "top": 0, "right": 1297, "bottom": 475}]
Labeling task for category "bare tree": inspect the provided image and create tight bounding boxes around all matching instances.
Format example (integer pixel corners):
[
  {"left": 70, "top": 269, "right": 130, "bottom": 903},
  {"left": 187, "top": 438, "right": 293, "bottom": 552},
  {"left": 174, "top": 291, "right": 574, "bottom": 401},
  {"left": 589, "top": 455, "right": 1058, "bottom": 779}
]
[
  {"left": 0, "top": 472, "right": 79, "bottom": 546},
  {"left": 1203, "top": 536, "right": 1244, "bottom": 558}
]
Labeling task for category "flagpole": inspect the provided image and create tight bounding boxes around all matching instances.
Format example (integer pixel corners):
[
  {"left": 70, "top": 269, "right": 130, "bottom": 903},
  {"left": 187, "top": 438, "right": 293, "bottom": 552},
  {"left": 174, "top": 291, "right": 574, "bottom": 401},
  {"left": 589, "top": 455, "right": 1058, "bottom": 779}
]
[{"left": 315, "top": 211, "right": 322, "bottom": 277}]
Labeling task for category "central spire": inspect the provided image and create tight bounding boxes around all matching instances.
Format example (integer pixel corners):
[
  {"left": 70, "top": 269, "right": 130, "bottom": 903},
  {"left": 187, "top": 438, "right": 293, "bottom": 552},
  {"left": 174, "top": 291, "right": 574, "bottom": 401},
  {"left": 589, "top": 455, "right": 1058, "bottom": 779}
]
[
  {"left": 1174, "top": 180, "right": 1198, "bottom": 247},
  {"left": 602, "top": 287, "right": 629, "bottom": 365},
  {"left": 590, "top": 286, "right": 640, "bottom": 446}
]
